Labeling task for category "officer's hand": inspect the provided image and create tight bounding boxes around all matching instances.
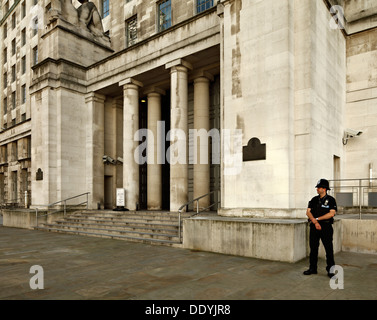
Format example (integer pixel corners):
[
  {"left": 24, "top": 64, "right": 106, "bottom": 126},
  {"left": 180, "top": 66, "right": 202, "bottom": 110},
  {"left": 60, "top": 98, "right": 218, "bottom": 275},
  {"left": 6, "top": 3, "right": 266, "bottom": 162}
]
[{"left": 315, "top": 223, "right": 321, "bottom": 230}]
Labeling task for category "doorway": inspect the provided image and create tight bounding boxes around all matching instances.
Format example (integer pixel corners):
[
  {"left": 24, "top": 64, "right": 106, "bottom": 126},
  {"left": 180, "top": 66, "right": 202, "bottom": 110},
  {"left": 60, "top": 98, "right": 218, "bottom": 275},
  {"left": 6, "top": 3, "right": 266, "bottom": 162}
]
[{"left": 104, "top": 175, "right": 113, "bottom": 209}]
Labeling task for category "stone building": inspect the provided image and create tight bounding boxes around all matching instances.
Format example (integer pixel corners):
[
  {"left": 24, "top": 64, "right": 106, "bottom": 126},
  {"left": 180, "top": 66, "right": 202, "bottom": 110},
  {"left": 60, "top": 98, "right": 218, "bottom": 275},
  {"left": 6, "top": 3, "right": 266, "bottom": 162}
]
[{"left": 0, "top": 0, "right": 376, "bottom": 218}]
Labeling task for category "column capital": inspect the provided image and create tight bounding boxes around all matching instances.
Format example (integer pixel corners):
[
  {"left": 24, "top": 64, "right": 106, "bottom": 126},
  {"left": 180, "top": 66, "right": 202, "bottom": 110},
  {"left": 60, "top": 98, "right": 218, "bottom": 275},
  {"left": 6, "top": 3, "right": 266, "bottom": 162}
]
[
  {"left": 143, "top": 86, "right": 166, "bottom": 96},
  {"left": 191, "top": 70, "right": 214, "bottom": 82},
  {"left": 85, "top": 92, "right": 106, "bottom": 103},
  {"left": 165, "top": 59, "right": 193, "bottom": 71},
  {"left": 119, "top": 78, "right": 143, "bottom": 88}
]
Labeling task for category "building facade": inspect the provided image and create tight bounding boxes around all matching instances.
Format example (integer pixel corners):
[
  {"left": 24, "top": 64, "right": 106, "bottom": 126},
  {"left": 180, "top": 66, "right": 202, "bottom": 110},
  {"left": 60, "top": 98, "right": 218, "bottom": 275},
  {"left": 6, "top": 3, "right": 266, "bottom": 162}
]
[{"left": 0, "top": 0, "right": 376, "bottom": 217}]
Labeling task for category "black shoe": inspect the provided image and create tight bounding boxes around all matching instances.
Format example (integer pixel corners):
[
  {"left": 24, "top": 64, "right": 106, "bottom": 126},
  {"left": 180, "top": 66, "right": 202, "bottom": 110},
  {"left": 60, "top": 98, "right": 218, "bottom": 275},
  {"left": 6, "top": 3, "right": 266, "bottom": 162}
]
[{"left": 303, "top": 269, "right": 317, "bottom": 275}]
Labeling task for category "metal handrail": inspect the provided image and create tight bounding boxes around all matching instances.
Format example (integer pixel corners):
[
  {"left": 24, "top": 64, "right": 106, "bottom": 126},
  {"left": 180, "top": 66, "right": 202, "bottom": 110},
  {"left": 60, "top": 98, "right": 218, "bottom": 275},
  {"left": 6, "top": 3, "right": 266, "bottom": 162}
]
[
  {"left": 177, "top": 190, "right": 220, "bottom": 243},
  {"left": 329, "top": 178, "right": 377, "bottom": 219},
  {"left": 35, "top": 192, "right": 90, "bottom": 227}
]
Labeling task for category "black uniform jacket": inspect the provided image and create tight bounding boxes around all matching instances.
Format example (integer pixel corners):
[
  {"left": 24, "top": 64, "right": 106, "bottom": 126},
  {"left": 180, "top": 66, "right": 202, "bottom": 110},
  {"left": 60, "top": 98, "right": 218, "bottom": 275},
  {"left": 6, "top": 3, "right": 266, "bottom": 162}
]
[{"left": 308, "top": 194, "right": 337, "bottom": 224}]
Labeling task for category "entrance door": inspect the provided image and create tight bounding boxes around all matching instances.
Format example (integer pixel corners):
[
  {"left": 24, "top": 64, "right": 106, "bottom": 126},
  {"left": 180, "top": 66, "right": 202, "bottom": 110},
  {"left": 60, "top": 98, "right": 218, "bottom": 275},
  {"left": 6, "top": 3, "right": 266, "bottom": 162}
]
[
  {"left": 161, "top": 91, "right": 170, "bottom": 211},
  {"left": 104, "top": 176, "right": 113, "bottom": 209}
]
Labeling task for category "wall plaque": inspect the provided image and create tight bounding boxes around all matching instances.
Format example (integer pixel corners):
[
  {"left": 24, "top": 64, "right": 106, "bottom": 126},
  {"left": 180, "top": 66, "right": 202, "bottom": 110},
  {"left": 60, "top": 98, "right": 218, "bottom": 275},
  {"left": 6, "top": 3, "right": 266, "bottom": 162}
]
[
  {"left": 243, "top": 138, "right": 266, "bottom": 161},
  {"left": 36, "top": 168, "right": 43, "bottom": 181}
]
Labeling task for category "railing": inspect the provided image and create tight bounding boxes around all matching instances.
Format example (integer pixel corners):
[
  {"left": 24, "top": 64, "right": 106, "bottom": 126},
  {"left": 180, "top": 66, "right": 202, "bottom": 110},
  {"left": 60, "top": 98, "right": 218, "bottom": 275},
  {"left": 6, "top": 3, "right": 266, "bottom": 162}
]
[
  {"left": 328, "top": 178, "right": 377, "bottom": 219},
  {"left": 177, "top": 190, "right": 220, "bottom": 243},
  {"left": 35, "top": 192, "right": 90, "bottom": 227}
]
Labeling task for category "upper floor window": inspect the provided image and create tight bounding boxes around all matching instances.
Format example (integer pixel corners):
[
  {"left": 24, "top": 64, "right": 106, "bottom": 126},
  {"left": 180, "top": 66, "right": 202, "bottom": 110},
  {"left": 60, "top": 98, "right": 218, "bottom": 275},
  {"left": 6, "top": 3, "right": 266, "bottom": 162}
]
[
  {"left": 33, "top": 46, "right": 38, "bottom": 66},
  {"left": 126, "top": 16, "right": 137, "bottom": 48},
  {"left": 197, "top": 0, "right": 214, "bottom": 13},
  {"left": 3, "top": 97, "right": 8, "bottom": 115},
  {"left": 158, "top": 0, "right": 171, "bottom": 32},
  {"left": 102, "top": 0, "right": 109, "bottom": 18},
  {"left": 21, "top": 2, "right": 26, "bottom": 19},
  {"left": 12, "top": 13, "right": 16, "bottom": 29},
  {"left": 3, "top": 23, "right": 7, "bottom": 40}
]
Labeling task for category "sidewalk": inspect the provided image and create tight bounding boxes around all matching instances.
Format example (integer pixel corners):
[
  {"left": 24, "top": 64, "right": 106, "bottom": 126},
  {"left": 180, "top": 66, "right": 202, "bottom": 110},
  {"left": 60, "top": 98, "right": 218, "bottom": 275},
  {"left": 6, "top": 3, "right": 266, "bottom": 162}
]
[{"left": 0, "top": 225, "right": 376, "bottom": 300}]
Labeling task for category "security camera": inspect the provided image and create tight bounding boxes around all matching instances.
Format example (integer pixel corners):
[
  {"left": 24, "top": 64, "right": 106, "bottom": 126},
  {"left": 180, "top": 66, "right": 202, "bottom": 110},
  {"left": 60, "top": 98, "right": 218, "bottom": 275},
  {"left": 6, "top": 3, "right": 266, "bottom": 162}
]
[
  {"left": 343, "top": 128, "right": 363, "bottom": 145},
  {"left": 117, "top": 157, "right": 123, "bottom": 164},
  {"left": 344, "top": 128, "right": 363, "bottom": 138},
  {"left": 103, "top": 155, "right": 116, "bottom": 164}
]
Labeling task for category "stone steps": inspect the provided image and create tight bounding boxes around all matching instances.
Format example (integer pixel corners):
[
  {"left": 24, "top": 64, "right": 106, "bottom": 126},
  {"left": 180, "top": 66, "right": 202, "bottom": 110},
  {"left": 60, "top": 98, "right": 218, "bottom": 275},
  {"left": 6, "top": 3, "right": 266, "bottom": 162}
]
[{"left": 34, "top": 210, "right": 191, "bottom": 246}]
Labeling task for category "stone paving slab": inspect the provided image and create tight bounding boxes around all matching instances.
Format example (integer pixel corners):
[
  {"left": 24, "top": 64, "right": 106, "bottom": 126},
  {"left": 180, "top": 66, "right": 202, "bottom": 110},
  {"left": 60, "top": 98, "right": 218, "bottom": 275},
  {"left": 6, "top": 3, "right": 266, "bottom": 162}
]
[{"left": 0, "top": 225, "right": 376, "bottom": 301}]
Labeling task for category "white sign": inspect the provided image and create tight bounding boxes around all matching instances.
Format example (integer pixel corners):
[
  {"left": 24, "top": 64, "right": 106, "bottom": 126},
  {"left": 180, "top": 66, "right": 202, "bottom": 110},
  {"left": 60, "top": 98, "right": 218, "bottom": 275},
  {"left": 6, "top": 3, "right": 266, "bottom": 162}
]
[{"left": 116, "top": 188, "right": 126, "bottom": 207}]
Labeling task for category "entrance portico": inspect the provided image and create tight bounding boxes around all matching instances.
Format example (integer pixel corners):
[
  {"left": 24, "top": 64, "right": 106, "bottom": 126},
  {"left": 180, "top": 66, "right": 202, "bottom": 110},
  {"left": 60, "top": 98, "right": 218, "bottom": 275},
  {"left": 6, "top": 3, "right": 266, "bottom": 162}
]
[{"left": 85, "top": 49, "right": 220, "bottom": 211}]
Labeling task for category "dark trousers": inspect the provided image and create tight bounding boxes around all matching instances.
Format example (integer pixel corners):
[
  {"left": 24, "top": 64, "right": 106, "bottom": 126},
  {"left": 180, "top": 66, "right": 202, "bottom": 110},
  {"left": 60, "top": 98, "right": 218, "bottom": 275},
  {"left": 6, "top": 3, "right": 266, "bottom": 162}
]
[{"left": 309, "top": 223, "right": 335, "bottom": 271}]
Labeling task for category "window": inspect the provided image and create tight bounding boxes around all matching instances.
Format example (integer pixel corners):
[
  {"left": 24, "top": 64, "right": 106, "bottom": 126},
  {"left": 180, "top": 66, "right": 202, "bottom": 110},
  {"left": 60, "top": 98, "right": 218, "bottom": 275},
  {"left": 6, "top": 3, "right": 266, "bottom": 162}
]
[
  {"left": 21, "top": 2, "right": 26, "bottom": 19},
  {"left": 21, "top": 56, "right": 26, "bottom": 74},
  {"left": 3, "top": 23, "right": 7, "bottom": 40},
  {"left": 196, "top": 0, "right": 214, "bottom": 13},
  {"left": 126, "top": 16, "right": 137, "bottom": 47},
  {"left": 3, "top": 98, "right": 7, "bottom": 115},
  {"left": 158, "top": 0, "right": 171, "bottom": 32},
  {"left": 102, "top": 0, "right": 109, "bottom": 18},
  {"left": 21, "top": 85, "right": 26, "bottom": 104},
  {"left": 12, "top": 92, "right": 16, "bottom": 109},
  {"left": 21, "top": 29, "right": 26, "bottom": 46},
  {"left": 12, "top": 13, "right": 16, "bottom": 29},
  {"left": 3, "top": 73, "right": 7, "bottom": 89},
  {"left": 33, "top": 47, "right": 38, "bottom": 65},
  {"left": 12, "top": 39, "right": 16, "bottom": 55},
  {"left": 33, "top": 18, "right": 38, "bottom": 36},
  {"left": 12, "top": 65, "right": 16, "bottom": 82},
  {"left": 3, "top": 48, "right": 7, "bottom": 63}
]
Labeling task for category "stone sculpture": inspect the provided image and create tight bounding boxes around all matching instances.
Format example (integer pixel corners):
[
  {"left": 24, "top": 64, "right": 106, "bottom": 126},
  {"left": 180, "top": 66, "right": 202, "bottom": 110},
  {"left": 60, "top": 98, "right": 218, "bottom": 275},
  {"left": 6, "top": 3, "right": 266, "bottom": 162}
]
[
  {"left": 49, "top": 0, "right": 110, "bottom": 47},
  {"left": 77, "top": 0, "right": 106, "bottom": 38}
]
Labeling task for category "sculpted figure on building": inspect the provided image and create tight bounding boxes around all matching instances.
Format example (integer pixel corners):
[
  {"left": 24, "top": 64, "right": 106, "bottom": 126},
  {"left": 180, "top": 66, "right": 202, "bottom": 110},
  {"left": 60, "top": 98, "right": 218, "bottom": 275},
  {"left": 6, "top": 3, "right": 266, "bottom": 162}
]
[{"left": 49, "top": 0, "right": 110, "bottom": 46}]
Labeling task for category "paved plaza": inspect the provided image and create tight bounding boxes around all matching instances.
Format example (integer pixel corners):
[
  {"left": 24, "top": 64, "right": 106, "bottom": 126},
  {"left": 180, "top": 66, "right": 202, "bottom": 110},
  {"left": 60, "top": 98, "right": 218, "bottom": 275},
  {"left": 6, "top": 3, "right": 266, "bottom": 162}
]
[{"left": 0, "top": 224, "right": 376, "bottom": 301}]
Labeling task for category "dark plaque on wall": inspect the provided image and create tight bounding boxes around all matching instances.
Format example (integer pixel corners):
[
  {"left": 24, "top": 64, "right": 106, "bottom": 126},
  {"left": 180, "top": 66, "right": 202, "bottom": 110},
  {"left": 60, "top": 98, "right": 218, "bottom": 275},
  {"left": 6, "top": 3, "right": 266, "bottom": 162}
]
[
  {"left": 36, "top": 168, "right": 43, "bottom": 181},
  {"left": 243, "top": 138, "right": 266, "bottom": 162}
]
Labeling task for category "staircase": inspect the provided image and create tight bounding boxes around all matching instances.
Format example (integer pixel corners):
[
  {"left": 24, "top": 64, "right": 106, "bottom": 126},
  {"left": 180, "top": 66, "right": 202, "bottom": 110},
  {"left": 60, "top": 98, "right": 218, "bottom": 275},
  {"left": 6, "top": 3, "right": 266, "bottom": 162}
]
[{"left": 34, "top": 210, "right": 192, "bottom": 246}]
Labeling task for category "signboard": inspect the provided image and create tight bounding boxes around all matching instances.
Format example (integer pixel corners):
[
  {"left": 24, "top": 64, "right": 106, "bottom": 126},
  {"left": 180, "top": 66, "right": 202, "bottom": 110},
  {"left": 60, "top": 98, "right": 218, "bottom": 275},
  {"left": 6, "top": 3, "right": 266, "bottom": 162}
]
[{"left": 116, "top": 188, "right": 126, "bottom": 207}]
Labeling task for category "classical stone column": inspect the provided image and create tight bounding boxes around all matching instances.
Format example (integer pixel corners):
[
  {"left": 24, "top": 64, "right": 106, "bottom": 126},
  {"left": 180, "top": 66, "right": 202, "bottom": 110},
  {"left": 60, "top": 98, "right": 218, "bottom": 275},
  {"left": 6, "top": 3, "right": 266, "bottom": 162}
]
[
  {"left": 146, "top": 89, "right": 165, "bottom": 210},
  {"left": 193, "top": 75, "right": 212, "bottom": 210},
  {"left": 166, "top": 59, "right": 192, "bottom": 211},
  {"left": 86, "top": 92, "right": 105, "bottom": 209},
  {"left": 120, "top": 78, "right": 143, "bottom": 210}
]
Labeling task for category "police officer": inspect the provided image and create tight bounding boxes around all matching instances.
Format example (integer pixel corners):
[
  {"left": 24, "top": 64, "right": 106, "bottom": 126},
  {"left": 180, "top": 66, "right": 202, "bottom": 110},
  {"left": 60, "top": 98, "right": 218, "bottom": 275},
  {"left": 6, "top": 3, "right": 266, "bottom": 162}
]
[{"left": 304, "top": 179, "right": 337, "bottom": 278}]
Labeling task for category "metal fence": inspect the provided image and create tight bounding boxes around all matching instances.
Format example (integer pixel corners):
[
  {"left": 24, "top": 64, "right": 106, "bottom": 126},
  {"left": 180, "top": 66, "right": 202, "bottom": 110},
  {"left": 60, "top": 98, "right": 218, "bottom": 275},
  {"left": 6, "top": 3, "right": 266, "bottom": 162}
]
[{"left": 328, "top": 178, "right": 377, "bottom": 219}]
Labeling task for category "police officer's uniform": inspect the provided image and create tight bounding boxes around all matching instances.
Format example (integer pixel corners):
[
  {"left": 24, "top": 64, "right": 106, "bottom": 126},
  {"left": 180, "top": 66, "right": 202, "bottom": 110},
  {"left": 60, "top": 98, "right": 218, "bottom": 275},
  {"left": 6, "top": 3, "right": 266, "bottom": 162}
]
[{"left": 306, "top": 179, "right": 337, "bottom": 275}]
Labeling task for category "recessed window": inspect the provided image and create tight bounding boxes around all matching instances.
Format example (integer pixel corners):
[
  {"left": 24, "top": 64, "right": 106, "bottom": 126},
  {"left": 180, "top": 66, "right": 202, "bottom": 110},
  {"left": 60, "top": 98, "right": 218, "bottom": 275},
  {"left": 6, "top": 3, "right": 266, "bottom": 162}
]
[
  {"left": 3, "top": 97, "right": 7, "bottom": 115},
  {"left": 102, "top": 0, "right": 109, "bottom": 18},
  {"left": 126, "top": 16, "right": 137, "bottom": 48},
  {"left": 158, "top": 0, "right": 171, "bottom": 32},
  {"left": 21, "top": 29, "right": 26, "bottom": 46},
  {"left": 12, "top": 91, "right": 16, "bottom": 109},
  {"left": 33, "top": 47, "right": 38, "bottom": 65},
  {"left": 21, "top": 85, "right": 26, "bottom": 104},
  {"left": 11, "top": 65, "right": 16, "bottom": 82},
  {"left": 21, "top": 56, "right": 26, "bottom": 74},
  {"left": 196, "top": 0, "right": 214, "bottom": 14}
]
